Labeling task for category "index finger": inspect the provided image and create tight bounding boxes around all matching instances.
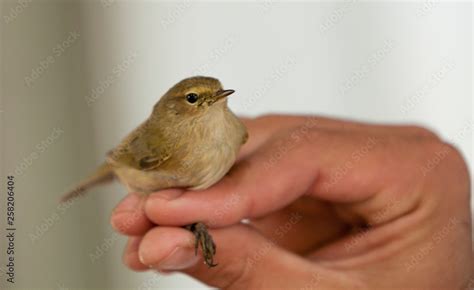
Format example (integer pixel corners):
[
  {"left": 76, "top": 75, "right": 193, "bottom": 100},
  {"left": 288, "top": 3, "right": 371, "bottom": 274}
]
[
  {"left": 238, "top": 115, "right": 438, "bottom": 161},
  {"left": 144, "top": 125, "right": 434, "bottom": 228}
]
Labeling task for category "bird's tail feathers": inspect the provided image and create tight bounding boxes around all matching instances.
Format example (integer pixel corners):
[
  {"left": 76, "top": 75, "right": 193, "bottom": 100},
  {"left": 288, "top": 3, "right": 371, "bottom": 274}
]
[{"left": 60, "top": 163, "right": 115, "bottom": 203}]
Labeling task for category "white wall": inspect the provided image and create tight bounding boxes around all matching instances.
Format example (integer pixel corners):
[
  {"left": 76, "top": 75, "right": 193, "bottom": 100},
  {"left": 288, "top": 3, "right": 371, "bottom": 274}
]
[{"left": 1, "top": 1, "right": 472, "bottom": 289}]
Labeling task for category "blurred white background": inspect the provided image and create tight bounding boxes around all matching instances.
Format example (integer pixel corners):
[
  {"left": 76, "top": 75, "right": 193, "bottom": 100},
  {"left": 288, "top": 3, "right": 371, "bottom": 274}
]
[{"left": 0, "top": 1, "right": 472, "bottom": 289}]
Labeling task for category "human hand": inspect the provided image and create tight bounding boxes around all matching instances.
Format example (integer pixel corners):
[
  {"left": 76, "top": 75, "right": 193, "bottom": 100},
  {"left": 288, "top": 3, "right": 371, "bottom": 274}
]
[{"left": 111, "top": 114, "right": 472, "bottom": 289}]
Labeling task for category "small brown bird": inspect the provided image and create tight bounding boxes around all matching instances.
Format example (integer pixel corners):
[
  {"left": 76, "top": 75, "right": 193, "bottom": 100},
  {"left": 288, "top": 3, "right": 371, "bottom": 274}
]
[{"left": 61, "top": 76, "right": 248, "bottom": 267}]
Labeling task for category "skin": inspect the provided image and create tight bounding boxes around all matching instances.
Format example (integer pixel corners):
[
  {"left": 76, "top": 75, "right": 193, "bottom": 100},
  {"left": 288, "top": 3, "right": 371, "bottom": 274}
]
[{"left": 110, "top": 114, "right": 473, "bottom": 289}]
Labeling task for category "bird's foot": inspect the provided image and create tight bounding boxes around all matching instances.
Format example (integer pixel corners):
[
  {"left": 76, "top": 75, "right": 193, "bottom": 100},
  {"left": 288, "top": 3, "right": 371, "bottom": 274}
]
[{"left": 185, "top": 222, "right": 217, "bottom": 267}]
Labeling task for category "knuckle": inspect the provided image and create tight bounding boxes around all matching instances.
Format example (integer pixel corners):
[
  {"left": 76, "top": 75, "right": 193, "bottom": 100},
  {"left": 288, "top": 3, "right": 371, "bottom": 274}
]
[
  {"left": 421, "top": 138, "right": 470, "bottom": 191},
  {"left": 426, "top": 140, "right": 468, "bottom": 171},
  {"left": 439, "top": 142, "right": 470, "bottom": 177},
  {"left": 406, "top": 124, "right": 440, "bottom": 139},
  {"left": 240, "top": 184, "right": 257, "bottom": 218}
]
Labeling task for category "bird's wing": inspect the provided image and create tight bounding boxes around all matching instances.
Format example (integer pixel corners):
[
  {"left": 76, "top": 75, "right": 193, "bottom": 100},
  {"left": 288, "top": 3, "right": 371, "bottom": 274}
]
[{"left": 107, "top": 121, "right": 172, "bottom": 171}]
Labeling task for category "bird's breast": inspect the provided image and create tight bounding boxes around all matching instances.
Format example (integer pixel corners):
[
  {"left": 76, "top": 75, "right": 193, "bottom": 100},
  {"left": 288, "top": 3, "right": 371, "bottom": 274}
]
[{"left": 178, "top": 109, "right": 245, "bottom": 189}]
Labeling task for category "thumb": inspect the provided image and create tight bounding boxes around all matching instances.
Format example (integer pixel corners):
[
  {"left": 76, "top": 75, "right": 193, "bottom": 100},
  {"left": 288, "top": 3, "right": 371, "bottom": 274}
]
[{"left": 137, "top": 224, "right": 350, "bottom": 289}]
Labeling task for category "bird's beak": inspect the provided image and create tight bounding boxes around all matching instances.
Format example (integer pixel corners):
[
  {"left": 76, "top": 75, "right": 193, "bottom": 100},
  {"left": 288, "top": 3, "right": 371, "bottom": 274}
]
[{"left": 214, "top": 89, "right": 235, "bottom": 101}]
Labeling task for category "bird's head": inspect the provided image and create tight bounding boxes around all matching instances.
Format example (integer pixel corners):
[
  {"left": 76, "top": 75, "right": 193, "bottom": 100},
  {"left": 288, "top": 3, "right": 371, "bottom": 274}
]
[{"left": 153, "top": 76, "right": 235, "bottom": 118}]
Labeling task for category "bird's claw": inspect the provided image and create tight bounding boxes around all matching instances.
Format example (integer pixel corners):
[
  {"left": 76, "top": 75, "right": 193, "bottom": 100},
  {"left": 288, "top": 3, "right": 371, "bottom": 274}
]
[{"left": 187, "top": 222, "right": 217, "bottom": 267}]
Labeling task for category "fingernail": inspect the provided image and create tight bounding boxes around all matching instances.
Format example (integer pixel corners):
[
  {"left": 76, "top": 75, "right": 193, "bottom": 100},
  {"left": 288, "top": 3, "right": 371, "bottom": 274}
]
[{"left": 156, "top": 247, "right": 199, "bottom": 270}]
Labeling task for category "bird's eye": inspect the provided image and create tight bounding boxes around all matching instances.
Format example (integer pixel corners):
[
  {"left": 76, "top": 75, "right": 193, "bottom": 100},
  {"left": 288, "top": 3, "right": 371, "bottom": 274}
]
[{"left": 185, "top": 93, "right": 199, "bottom": 104}]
